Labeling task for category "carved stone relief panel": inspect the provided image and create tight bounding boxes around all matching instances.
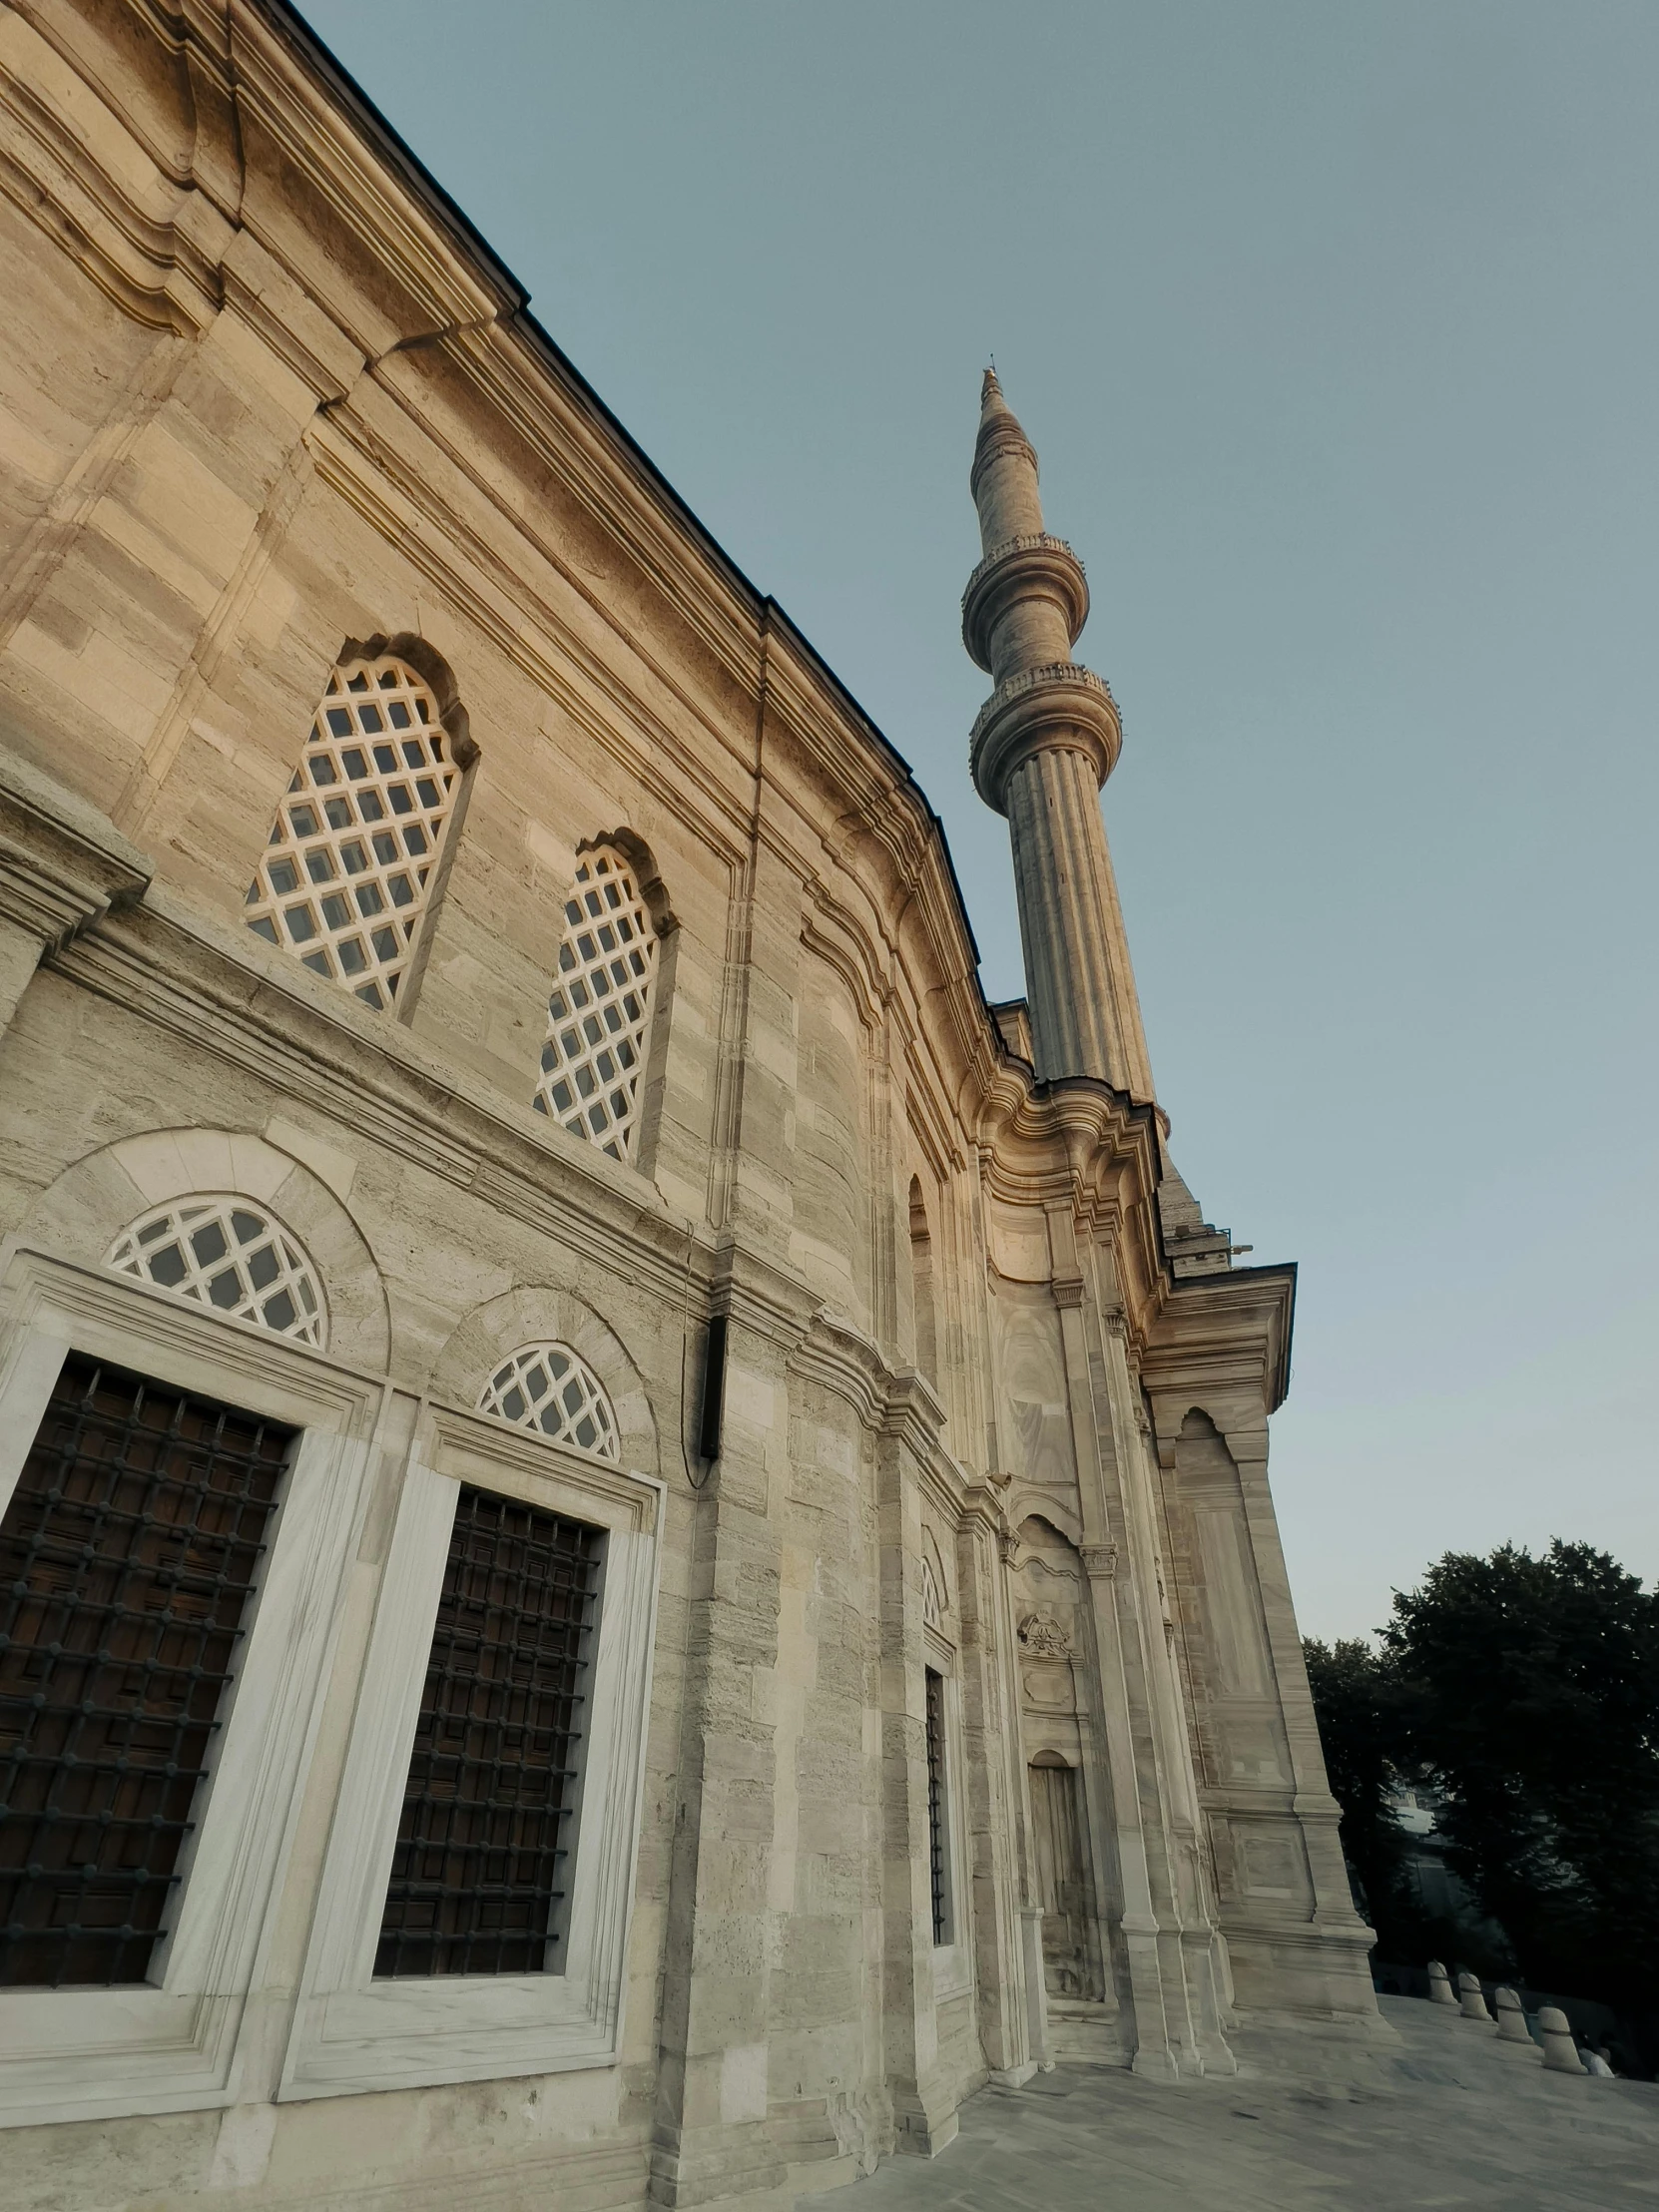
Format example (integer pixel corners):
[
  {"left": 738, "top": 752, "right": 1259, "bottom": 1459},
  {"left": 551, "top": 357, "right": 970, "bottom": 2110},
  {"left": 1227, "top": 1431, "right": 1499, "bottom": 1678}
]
[
  {"left": 1236, "top": 1825, "right": 1315, "bottom": 1912},
  {"left": 1215, "top": 1716, "right": 1291, "bottom": 1788},
  {"left": 1017, "top": 1604, "right": 1074, "bottom": 1712},
  {"left": 1011, "top": 1517, "right": 1085, "bottom": 1732},
  {"left": 1206, "top": 1815, "right": 1313, "bottom": 1914}
]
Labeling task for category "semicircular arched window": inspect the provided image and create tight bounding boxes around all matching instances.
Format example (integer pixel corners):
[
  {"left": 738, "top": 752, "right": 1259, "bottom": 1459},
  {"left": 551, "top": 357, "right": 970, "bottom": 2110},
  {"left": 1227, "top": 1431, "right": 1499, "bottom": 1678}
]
[
  {"left": 476, "top": 1342, "right": 619, "bottom": 1460},
  {"left": 533, "top": 847, "right": 659, "bottom": 1163},
  {"left": 106, "top": 1198, "right": 327, "bottom": 1348},
  {"left": 245, "top": 653, "right": 463, "bottom": 1012}
]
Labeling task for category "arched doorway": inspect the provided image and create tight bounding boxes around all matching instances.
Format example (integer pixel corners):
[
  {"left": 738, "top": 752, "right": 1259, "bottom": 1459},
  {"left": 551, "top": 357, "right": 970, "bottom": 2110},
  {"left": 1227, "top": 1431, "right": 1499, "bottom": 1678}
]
[{"left": 1028, "top": 1751, "right": 1104, "bottom": 1999}]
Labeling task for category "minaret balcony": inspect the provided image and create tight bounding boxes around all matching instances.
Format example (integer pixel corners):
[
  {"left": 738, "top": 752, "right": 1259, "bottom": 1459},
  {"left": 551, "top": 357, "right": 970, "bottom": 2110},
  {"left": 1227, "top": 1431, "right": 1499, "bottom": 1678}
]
[
  {"left": 960, "top": 532, "right": 1090, "bottom": 674},
  {"left": 969, "top": 662, "right": 1123, "bottom": 815}
]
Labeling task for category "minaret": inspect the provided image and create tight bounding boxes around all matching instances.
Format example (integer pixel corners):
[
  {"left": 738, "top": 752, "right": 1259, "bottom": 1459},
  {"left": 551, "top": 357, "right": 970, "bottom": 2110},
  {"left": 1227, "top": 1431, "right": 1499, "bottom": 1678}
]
[{"left": 964, "top": 370, "right": 1155, "bottom": 1100}]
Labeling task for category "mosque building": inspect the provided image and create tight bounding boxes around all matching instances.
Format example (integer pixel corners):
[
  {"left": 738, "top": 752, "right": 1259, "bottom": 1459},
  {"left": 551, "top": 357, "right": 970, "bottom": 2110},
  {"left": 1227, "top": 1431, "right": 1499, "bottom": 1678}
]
[{"left": 0, "top": 5, "right": 1379, "bottom": 2205}]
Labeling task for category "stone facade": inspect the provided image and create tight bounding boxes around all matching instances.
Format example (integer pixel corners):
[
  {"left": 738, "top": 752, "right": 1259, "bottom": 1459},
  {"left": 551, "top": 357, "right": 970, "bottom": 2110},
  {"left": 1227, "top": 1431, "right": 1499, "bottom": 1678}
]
[{"left": 0, "top": 6, "right": 1379, "bottom": 2208}]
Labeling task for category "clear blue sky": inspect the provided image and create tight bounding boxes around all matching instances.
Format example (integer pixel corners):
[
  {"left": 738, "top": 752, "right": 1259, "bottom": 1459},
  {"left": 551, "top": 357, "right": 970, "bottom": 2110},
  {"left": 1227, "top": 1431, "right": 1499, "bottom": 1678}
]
[{"left": 303, "top": 0, "right": 1658, "bottom": 1640}]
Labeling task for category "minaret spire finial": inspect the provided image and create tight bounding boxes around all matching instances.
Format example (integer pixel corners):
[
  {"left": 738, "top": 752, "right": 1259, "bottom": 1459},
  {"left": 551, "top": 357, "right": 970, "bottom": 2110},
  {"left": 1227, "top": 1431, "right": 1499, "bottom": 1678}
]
[{"left": 961, "top": 371, "right": 1155, "bottom": 1101}]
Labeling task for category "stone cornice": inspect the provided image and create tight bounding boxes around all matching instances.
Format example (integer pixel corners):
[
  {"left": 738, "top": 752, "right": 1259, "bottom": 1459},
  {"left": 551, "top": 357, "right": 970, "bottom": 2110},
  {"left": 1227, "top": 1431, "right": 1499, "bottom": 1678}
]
[
  {"left": 301, "top": 402, "right": 755, "bottom": 866},
  {"left": 234, "top": 0, "right": 520, "bottom": 348},
  {"left": 976, "top": 1073, "right": 1159, "bottom": 1213},
  {"left": 0, "top": 748, "right": 154, "bottom": 949},
  {"left": 1140, "top": 1263, "right": 1298, "bottom": 1416},
  {"left": 703, "top": 1238, "right": 821, "bottom": 1355},
  {"left": 787, "top": 1310, "right": 944, "bottom": 1448},
  {"left": 48, "top": 880, "right": 722, "bottom": 1312},
  {"left": 881, "top": 1364, "right": 949, "bottom": 1458},
  {"left": 0, "top": 5, "right": 231, "bottom": 333}
]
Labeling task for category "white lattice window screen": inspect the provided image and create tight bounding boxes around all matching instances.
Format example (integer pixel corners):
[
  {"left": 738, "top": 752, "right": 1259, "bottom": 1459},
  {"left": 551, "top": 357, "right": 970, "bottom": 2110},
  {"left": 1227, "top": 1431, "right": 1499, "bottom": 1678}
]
[
  {"left": 533, "top": 849, "right": 659, "bottom": 1163},
  {"left": 106, "top": 1199, "right": 328, "bottom": 1348},
  {"left": 476, "top": 1343, "right": 619, "bottom": 1460},
  {"left": 245, "top": 657, "right": 461, "bottom": 1011}
]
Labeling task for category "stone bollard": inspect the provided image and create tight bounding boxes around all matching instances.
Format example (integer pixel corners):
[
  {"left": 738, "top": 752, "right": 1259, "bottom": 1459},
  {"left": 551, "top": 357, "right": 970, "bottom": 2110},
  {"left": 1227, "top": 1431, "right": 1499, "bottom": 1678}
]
[
  {"left": 1537, "top": 2006, "right": 1586, "bottom": 2074},
  {"left": 1457, "top": 1971, "right": 1493, "bottom": 2022},
  {"left": 1427, "top": 1960, "right": 1459, "bottom": 2006},
  {"left": 1493, "top": 1986, "right": 1534, "bottom": 2044}
]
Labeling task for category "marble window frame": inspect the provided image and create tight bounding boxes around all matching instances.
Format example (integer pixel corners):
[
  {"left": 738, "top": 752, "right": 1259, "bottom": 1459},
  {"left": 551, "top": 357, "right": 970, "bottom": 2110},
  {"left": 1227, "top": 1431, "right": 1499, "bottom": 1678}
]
[
  {"left": 278, "top": 1402, "right": 663, "bottom": 2101},
  {"left": 0, "top": 1248, "right": 382, "bottom": 2129},
  {"left": 923, "top": 1621, "right": 974, "bottom": 2005}
]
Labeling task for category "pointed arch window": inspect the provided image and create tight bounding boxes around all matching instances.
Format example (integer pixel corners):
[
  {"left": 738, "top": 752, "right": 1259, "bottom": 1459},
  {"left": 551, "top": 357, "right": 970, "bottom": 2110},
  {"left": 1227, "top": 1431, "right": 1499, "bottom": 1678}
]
[
  {"left": 245, "top": 654, "right": 462, "bottom": 1012},
  {"left": 533, "top": 847, "right": 659, "bottom": 1163}
]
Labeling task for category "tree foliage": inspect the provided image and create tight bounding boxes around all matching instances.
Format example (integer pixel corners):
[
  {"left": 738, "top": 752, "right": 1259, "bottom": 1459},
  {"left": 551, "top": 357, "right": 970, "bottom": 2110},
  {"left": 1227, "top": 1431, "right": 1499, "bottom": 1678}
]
[
  {"left": 1306, "top": 1540, "right": 1659, "bottom": 2012},
  {"left": 1300, "top": 1637, "right": 1412, "bottom": 1935}
]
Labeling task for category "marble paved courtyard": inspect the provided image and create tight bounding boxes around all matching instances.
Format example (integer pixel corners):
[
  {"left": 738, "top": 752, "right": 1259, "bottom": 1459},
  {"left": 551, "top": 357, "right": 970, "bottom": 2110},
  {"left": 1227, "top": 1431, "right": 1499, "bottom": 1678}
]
[{"left": 811, "top": 1998, "right": 1659, "bottom": 2212}]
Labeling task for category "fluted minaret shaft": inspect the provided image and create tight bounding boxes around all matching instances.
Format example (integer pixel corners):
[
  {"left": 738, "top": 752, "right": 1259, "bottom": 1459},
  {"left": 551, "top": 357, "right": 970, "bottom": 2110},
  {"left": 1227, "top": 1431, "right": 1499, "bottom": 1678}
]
[{"left": 964, "top": 371, "right": 1154, "bottom": 1100}]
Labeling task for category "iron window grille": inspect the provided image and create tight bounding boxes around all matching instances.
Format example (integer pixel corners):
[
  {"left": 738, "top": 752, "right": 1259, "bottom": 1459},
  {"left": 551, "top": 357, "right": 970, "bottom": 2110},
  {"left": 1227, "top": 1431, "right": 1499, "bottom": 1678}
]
[
  {"left": 924, "top": 1665, "right": 948, "bottom": 1945},
  {"left": 245, "top": 656, "right": 460, "bottom": 1011},
  {"left": 475, "top": 1343, "right": 619, "bottom": 1460},
  {"left": 533, "top": 849, "right": 658, "bottom": 1162},
  {"left": 106, "top": 1198, "right": 327, "bottom": 1348},
  {"left": 376, "top": 1485, "right": 603, "bottom": 1978},
  {"left": 0, "top": 1355, "right": 290, "bottom": 1989}
]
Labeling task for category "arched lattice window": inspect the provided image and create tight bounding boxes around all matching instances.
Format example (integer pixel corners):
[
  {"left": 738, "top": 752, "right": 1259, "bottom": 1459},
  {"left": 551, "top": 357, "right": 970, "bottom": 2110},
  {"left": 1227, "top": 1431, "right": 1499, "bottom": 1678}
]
[
  {"left": 476, "top": 1342, "right": 619, "bottom": 1460},
  {"left": 532, "top": 848, "right": 659, "bottom": 1162},
  {"left": 245, "top": 654, "right": 462, "bottom": 1011},
  {"left": 106, "top": 1198, "right": 327, "bottom": 1348}
]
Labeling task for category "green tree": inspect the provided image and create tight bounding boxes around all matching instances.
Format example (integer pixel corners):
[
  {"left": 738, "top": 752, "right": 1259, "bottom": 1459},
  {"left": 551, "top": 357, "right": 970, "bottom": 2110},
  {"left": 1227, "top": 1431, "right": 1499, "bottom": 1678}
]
[
  {"left": 1302, "top": 1636, "right": 1411, "bottom": 1934},
  {"left": 1382, "top": 1539, "right": 1659, "bottom": 2009}
]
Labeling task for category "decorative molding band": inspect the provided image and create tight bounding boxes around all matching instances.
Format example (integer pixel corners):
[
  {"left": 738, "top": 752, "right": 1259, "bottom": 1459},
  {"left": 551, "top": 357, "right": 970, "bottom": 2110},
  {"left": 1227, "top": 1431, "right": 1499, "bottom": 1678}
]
[
  {"left": 960, "top": 534, "right": 1090, "bottom": 676},
  {"left": 969, "top": 661, "right": 1118, "bottom": 751},
  {"left": 969, "top": 664, "right": 1123, "bottom": 816},
  {"left": 968, "top": 420, "right": 1039, "bottom": 503},
  {"left": 0, "top": 752, "right": 154, "bottom": 952},
  {"left": 49, "top": 887, "right": 710, "bottom": 1311},
  {"left": 960, "top": 529, "right": 1086, "bottom": 600}
]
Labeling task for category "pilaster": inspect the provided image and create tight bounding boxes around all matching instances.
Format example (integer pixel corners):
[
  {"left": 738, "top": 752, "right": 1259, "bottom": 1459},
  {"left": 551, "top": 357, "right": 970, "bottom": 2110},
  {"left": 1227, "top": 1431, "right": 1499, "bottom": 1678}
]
[
  {"left": 874, "top": 1374, "right": 960, "bottom": 2156},
  {"left": 953, "top": 1480, "right": 1027, "bottom": 2080},
  {"left": 1043, "top": 1250, "right": 1182, "bottom": 2078},
  {"left": 649, "top": 1269, "right": 807, "bottom": 2208}
]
